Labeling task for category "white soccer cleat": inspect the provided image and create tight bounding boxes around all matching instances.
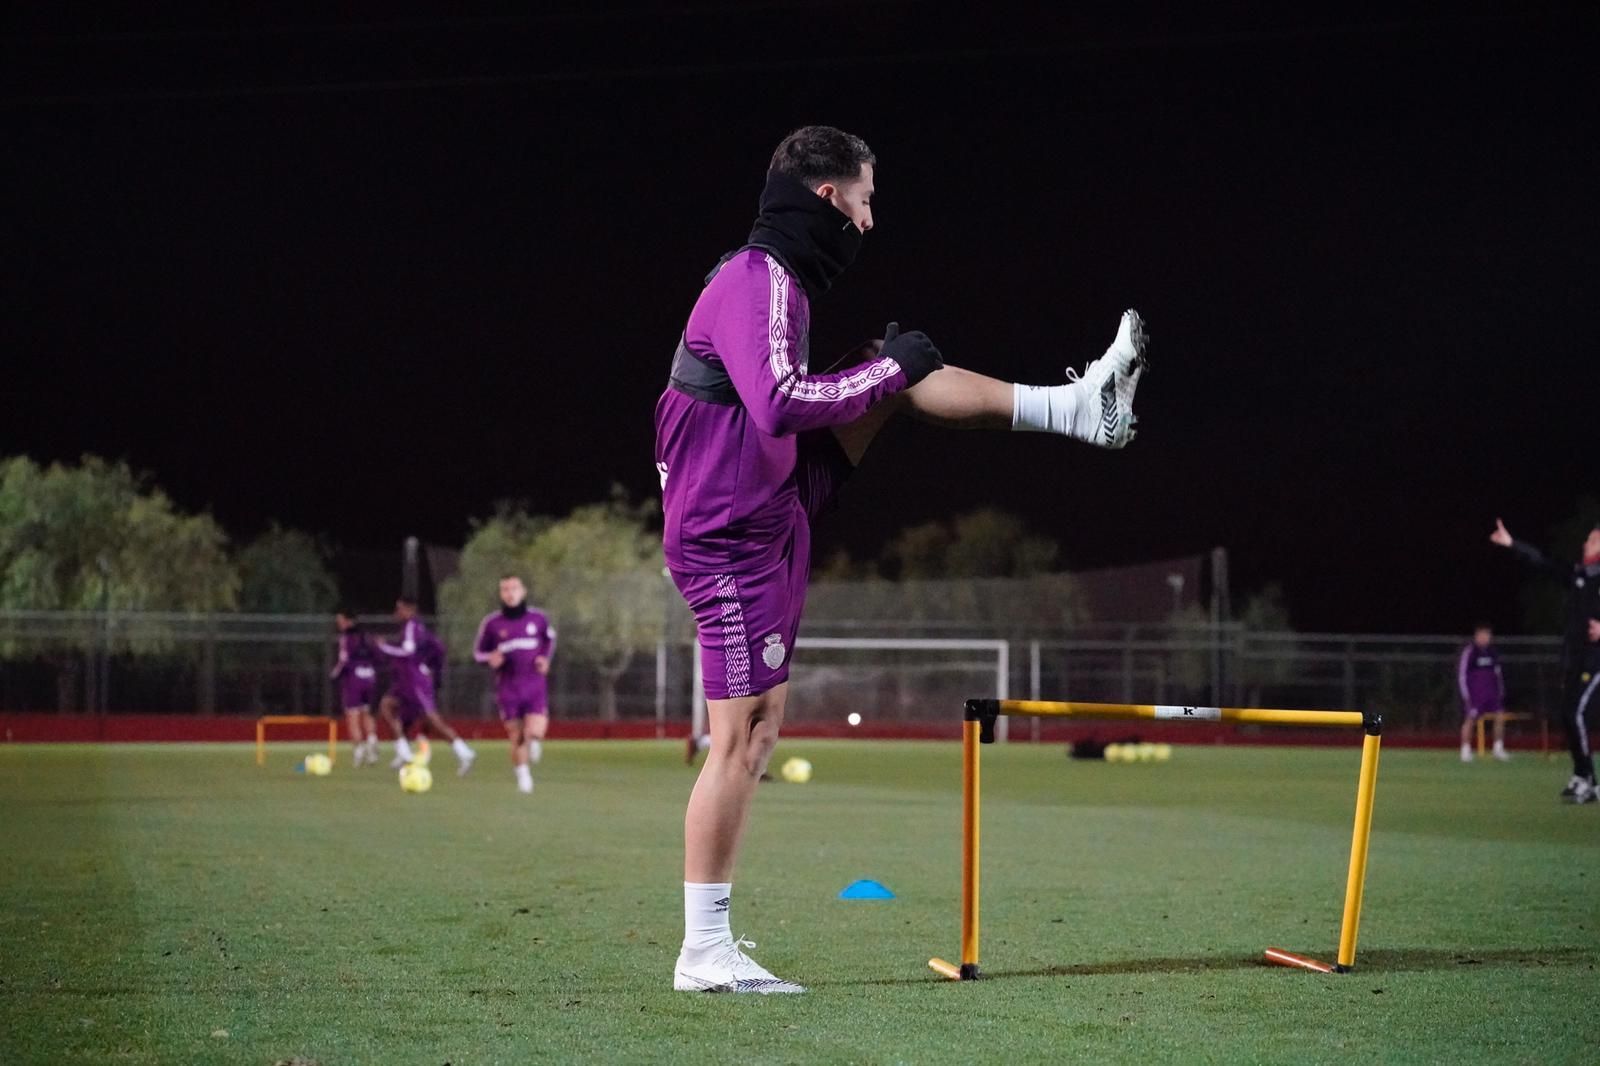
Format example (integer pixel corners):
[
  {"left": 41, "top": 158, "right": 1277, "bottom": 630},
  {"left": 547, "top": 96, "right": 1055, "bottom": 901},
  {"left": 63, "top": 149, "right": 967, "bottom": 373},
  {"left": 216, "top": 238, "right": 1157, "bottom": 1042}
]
[
  {"left": 1460, "top": 745, "right": 1474, "bottom": 763},
  {"left": 517, "top": 777, "right": 534, "bottom": 795},
  {"left": 457, "top": 749, "right": 476, "bottom": 777},
  {"left": 1066, "top": 309, "right": 1149, "bottom": 449},
  {"left": 673, "top": 937, "right": 805, "bottom": 994},
  {"left": 389, "top": 753, "right": 409, "bottom": 770}
]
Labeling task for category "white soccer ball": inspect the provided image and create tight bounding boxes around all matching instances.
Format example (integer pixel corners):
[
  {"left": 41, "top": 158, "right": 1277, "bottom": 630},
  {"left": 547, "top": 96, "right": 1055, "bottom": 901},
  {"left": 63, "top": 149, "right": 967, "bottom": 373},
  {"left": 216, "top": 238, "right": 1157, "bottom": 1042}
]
[
  {"left": 780, "top": 757, "right": 813, "bottom": 784},
  {"left": 847, "top": 712, "right": 862, "bottom": 727}
]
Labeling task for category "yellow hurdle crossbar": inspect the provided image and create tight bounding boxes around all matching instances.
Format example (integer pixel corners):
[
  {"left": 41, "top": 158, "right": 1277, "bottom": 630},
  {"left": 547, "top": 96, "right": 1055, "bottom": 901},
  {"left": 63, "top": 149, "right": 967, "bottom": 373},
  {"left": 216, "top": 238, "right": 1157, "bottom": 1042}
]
[
  {"left": 929, "top": 697, "right": 1383, "bottom": 982},
  {"left": 256, "top": 715, "right": 339, "bottom": 767}
]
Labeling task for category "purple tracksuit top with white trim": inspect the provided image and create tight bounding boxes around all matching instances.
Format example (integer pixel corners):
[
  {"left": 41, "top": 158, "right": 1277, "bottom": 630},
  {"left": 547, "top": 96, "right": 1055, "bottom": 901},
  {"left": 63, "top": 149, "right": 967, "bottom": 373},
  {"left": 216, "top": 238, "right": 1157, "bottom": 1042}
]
[
  {"left": 654, "top": 249, "right": 910, "bottom": 574},
  {"left": 379, "top": 618, "right": 445, "bottom": 700},
  {"left": 473, "top": 607, "right": 556, "bottom": 696}
]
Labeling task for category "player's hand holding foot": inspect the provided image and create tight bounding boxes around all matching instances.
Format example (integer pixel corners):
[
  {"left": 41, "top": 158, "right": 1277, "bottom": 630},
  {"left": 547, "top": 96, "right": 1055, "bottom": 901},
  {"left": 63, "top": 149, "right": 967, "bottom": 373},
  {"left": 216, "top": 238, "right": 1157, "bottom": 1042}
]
[
  {"left": 1489, "top": 519, "right": 1513, "bottom": 548},
  {"left": 880, "top": 321, "right": 943, "bottom": 386}
]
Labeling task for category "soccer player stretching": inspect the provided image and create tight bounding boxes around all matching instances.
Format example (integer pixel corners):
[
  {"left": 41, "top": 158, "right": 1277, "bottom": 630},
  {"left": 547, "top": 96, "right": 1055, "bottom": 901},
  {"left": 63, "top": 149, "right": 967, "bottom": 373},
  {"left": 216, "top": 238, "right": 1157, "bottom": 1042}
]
[
  {"left": 331, "top": 609, "right": 380, "bottom": 766},
  {"left": 656, "top": 126, "right": 1148, "bottom": 993},
  {"left": 1491, "top": 518, "right": 1600, "bottom": 802},
  {"left": 377, "top": 597, "right": 477, "bottom": 776},
  {"left": 473, "top": 575, "right": 557, "bottom": 794}
]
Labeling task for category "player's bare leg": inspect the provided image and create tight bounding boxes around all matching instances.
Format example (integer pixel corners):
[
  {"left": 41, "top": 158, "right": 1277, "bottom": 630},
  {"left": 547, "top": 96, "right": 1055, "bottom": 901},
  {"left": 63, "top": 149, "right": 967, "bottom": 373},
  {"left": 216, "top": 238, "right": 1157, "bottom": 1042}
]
[
  {"left": 379, "top": 696, "right": 415, "bottom": 768},
  {"left": 525, "top": 711, "right": 548, "bottom": 765},
  {"left": 832, "top": 310, "right": 1149, "bottom": 463},
  {"left": 675, "top": 684, "right": 803, "bottom": 993},
  {"left": 506, "top": 715, "right": 541, "bottom": 794},
  {"left": 1491, "top": 714, "right": 1510, "bottom": 760},
  {"left": 343, "top": 707, "right": 365, "bottom": 765},
  {"left": 423, "top": 710, "right": 477, "bottom": 776}
]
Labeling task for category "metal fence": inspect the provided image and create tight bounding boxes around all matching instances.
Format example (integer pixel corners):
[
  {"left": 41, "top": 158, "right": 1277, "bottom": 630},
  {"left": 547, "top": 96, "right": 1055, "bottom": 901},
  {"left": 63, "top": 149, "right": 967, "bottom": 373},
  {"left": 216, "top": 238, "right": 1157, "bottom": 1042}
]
[{"left": 0, "top": 611, "right": 1565, "bottom": 734}]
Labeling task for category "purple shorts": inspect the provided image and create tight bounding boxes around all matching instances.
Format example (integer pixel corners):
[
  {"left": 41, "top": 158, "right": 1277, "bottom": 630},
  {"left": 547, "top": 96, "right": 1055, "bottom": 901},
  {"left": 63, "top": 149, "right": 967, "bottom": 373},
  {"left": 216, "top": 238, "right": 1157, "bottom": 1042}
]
[
  {"left": 389, "top": 683, "right": 437, "bottom": 723},
  {"left": 499, "top": 683, "right": 549, "bottom": 721},
  {"left": 339, "top": 667, "right": 377, "bottom": 711},
  {"left": 672, "top": 430, "right": 851, "bottom": 701}
]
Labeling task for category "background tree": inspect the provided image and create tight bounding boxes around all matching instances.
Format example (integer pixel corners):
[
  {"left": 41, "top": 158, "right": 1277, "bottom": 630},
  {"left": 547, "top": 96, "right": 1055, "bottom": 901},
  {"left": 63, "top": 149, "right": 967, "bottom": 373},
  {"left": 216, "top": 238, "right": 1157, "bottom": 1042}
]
[
  {"left": 883, "top": 508, "right": 1058, "bottom": 579},
  {"left": 0, "top": 456, "right": 239, "bottom": 710},
  {"left": 233, "top": 523, "right": 339, "bottom": 714},
  {"left": 238, "top": 524, "right": 338, "bottom": 614}
]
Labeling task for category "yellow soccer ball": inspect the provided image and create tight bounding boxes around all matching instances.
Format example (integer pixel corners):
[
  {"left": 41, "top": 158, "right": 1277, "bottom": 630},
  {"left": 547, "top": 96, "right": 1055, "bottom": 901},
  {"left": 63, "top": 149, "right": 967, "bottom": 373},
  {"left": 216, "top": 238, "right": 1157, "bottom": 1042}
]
[
  {"left": 399, "top": 763, "right": 433, "bottom": 794},
  {"left": 780, "top": 757, "right": 813, "bottom": 784},
  {"left": 304, "top": 754, "right": 332, "bottom": 776}
]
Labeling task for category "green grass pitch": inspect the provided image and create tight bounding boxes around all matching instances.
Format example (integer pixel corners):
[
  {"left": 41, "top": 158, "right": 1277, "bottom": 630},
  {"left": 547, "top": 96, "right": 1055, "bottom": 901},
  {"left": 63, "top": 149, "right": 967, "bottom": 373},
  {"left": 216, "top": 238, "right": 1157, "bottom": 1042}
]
[{"left": 1, "top": 739, "right": 1595, "bottom": 1064}]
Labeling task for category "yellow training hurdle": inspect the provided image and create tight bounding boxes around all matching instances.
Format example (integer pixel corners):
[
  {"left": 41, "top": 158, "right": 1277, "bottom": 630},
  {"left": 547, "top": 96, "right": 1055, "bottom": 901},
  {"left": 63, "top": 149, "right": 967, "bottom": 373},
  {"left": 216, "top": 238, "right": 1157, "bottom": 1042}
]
[
  {"left": 256, "top": 715, "right": 338, "bottom": 767},
  {"left": 929, "top": 699, "right": 1383, "bottom": 980},
  {"left": 1474, "top": 711, "right": 1546, "bottom": 758}
]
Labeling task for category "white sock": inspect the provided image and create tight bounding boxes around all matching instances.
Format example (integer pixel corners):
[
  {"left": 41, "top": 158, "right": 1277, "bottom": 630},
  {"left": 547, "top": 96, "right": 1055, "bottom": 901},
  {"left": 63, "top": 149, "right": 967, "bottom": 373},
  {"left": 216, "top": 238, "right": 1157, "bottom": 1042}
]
[
  {"left": 1012, "top": 382, "right": 1084, "bottom": 437},
  {"left": 515, "top": 764, "right": 533, "bottom": 789},
  {"left": 395, "top": 736, "right": 414, "bottom": 762},
  {"left": 682, "top": 882, "right": 733, "bottom": 953},
  {"left": 1493, "top": 739, "right": 1506, "bottom": 754},
  {"left": 452, "top": 737, "right": 474, "bottom": 760},
  {"left": 528, "top": 740, "right": 543, "bottom": 765}
]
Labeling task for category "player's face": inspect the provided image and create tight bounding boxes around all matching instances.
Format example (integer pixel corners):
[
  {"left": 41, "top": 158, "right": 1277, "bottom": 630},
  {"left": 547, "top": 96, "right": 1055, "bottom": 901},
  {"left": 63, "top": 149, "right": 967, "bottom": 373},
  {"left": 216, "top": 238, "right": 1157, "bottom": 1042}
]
[
  {"left": 335, "top": 613, "right": 353, "bottom": 632},
  {"left": 1584, "top": 528, "right": 1600, "bottom": 562},
  {"left": 1590, "top": 618, "right": 1600, "bottom": 643},
  {"left": 1473, "top": 628, "right": 1491, "bottom": 647},
  {"left": 819, "top": 163, "right": 874, "bottom": 234},
  {"left": 394, "top": 600, "right": 415, "bottom": 620},
  {"left": 499, "top": 578, "right": 526, "bottom": 608}
]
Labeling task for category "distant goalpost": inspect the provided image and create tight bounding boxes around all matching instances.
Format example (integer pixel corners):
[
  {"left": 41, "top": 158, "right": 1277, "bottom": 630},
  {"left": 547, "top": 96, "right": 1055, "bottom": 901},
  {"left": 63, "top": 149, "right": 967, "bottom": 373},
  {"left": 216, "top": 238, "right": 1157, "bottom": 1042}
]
[{"left": 691, "top": 637, "right": 1012, "bottom": 739}]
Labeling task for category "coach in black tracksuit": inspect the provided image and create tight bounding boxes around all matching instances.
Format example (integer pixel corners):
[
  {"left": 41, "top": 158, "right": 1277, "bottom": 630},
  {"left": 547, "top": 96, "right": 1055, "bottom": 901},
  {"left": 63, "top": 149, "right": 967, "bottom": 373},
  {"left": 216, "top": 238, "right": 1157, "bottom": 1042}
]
[{"left": 1491, "top": 518, "right": 1600, "bottom": 802}]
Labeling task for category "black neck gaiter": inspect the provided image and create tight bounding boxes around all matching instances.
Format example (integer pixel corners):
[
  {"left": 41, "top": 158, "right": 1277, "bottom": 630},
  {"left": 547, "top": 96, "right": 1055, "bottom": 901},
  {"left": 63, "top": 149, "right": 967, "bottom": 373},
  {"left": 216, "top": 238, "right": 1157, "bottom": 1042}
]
[
  {"left": 744, "top": 171, "right": 863, "bottom": 298},
  {"left": 501, "top": 602, "right": 528, "bottom": 620}
]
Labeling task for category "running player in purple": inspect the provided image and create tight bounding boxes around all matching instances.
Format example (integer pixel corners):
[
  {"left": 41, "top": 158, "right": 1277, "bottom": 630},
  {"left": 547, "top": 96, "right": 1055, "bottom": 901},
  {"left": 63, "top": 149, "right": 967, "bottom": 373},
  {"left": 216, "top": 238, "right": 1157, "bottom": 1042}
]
[
  {"left": 657, "top": 126, "right": 1149, "bottom": 993},
  {"left": 1457, "top": 623, "right": 1508, "bottom": 762},
  {"left": 377, "top": 597, "right": 477, "bottom": 776},
  {"left": 331, "top": 609, "right": 380, "bottom": 766},
  {"left": 473, "top": 575, "right": 556, "bottom": 795}
]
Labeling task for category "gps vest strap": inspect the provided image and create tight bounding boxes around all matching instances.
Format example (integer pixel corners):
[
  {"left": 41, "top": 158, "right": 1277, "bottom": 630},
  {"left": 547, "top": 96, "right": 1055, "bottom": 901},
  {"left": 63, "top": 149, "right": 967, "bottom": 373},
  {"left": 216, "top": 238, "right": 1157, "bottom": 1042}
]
[
  {"left": 669, "top": 340, "right": 740, "bottom": 406},
  {"left": 666, "top": 244, "right": 790, "bottom": 407}
]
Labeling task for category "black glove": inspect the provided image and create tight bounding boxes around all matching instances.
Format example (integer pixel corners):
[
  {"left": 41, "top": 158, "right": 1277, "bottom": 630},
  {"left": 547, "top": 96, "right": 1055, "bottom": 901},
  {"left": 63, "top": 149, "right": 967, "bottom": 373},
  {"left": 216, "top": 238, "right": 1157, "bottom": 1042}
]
[{"left": 879, "top": 321, "right": 943, "bottom": 386}]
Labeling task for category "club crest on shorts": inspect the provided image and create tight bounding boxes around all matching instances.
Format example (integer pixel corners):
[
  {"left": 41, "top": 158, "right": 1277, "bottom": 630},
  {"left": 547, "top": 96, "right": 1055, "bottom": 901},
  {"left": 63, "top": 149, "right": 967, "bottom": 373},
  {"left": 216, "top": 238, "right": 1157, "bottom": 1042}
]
[{"left": 762, "top": 633, "right": 787, "bottom": 670}]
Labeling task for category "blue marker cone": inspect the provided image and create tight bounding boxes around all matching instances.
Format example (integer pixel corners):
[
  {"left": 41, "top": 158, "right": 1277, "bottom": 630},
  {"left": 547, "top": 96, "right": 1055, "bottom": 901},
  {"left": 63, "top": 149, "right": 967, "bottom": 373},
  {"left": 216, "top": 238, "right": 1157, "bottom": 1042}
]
[{"left": 838, "top": 879, "right": 895, "bottom": 900}]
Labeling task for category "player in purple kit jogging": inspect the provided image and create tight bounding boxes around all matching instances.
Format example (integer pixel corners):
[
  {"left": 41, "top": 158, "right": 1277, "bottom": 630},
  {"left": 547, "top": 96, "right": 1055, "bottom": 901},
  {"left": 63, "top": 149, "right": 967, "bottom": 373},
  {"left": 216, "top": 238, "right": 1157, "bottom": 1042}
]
[
  {"left": 473, "top": 575, "right": 557, "bottom": 795},
  {"left": 1457, "top": 623, "right": 1508, "bottom": 762},
  {"left": 377, "top": 597, "right": 477, "bottom": 776},
  {"left": 656, "top": 126, "right": 1149, "bottom": 993},
  {"left": 331, "top": 609, "right": 381, "bottom": 766}
]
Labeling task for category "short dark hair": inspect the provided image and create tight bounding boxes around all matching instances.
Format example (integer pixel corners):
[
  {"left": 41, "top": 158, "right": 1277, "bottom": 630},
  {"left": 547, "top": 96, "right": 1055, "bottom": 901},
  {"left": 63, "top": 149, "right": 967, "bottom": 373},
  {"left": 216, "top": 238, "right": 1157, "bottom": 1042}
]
[
  {"left": 769, "top": 125, "right": 875, "bottom": 189},
  {"left": 1474, "top": 622, "right": 1493, "bottom": 632},
  {"left": 500, "top": 574, "right": 523, "bottom": 583}
]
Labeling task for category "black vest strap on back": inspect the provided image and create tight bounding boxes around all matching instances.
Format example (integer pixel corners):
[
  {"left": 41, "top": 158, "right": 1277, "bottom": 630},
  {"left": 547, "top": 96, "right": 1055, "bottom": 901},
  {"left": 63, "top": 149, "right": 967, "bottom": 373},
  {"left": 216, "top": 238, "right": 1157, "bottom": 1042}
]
[{"left": 668, "top": 339, "right": 740, "bottom": 405}]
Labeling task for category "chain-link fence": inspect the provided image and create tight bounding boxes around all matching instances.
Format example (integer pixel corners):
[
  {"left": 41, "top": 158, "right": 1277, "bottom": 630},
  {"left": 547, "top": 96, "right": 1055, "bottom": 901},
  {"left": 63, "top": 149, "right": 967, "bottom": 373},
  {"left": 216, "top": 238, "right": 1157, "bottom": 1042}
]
[{"left": 0, "top": 611, "right": 1564, "bottom": 735}]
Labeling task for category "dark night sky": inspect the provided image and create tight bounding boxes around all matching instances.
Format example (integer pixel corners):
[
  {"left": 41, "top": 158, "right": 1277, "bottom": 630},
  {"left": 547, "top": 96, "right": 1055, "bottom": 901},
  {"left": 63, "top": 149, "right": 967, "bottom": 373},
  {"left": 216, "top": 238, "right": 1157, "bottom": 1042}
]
[{"left": 3, "top": 6, "right": 1594, "bottom": 633}]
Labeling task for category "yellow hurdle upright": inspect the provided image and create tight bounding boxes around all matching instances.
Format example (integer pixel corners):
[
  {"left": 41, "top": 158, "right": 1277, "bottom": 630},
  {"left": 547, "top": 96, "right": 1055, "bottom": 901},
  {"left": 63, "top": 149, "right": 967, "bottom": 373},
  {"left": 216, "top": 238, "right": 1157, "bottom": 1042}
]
[{"left": 929, "top": 698, "right": 1383, "bottom": 981}]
